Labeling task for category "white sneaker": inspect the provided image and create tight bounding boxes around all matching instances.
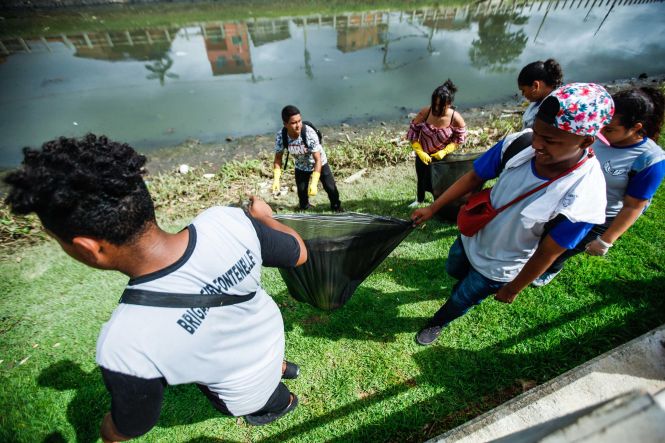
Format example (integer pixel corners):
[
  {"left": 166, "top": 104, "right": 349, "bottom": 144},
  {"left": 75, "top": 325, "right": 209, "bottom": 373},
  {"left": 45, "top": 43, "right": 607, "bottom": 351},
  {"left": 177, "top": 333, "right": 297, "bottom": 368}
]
[
  {"left": 408, "top": 200, "right": 423, "bottom": 208},
  {"left": 532, "top": 270, "right": 562, "bottom": 287}
]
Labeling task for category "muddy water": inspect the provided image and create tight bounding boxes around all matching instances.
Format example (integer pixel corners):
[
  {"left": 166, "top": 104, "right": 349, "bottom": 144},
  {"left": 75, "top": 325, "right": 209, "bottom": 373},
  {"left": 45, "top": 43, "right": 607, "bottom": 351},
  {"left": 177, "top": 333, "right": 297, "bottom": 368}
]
[{"left": 1, "top": 0, "right": 665, "bottom": 167}]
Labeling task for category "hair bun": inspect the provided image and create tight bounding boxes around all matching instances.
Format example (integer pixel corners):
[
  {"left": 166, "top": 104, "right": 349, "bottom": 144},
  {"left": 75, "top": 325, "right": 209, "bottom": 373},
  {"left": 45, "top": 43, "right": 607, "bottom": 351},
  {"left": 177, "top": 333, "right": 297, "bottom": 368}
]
[{"left": 442, "top": 79, "right": 458, "bottom": 94}]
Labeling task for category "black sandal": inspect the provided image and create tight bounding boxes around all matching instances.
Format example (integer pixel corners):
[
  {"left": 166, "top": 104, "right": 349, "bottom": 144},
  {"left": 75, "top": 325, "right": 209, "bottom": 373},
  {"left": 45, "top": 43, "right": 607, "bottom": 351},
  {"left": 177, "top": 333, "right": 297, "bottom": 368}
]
[
  {"left": 282, "top": 361, "right": 300, "bottom": 379},
  {"left": 245, "top": 394, "right": 298, "bottom": 426}
]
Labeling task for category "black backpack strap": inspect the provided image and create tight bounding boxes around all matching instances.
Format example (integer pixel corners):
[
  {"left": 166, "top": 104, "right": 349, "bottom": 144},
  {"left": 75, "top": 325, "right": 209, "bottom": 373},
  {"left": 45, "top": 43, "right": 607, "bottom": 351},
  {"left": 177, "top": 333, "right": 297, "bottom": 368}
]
[
  {"left": 119, "top": 288, "right": 256, "bottom": 308},
  {"left": 500, "top": 131, "right": 533, "bottom": 171},
  {"left": 300, "top": 124, "right": 308, "bottom": 151},
  {"left": 302, "top": 121, "right": 323, "bottom": 146},
  {"left": 281, "top": 127, "right": 288, "bottom": 151},
  {"left": 281, "top": 127, "right": 290, "bottom": 170}
]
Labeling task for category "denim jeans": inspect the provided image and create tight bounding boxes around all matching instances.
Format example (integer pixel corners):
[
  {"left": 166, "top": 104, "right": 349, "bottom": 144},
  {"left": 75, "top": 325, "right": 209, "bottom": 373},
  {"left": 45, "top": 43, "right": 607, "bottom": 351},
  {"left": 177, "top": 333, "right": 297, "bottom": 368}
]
[{"left": 428, "top": 236, "right": 506, "bottom": 327}]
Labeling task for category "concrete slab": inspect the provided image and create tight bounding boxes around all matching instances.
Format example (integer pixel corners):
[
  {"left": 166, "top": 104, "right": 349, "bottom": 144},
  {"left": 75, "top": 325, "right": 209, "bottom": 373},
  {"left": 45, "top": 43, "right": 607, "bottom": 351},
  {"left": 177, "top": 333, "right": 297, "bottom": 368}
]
[{"left": 428, "top": 324, "right": 665, "bottom": 443}]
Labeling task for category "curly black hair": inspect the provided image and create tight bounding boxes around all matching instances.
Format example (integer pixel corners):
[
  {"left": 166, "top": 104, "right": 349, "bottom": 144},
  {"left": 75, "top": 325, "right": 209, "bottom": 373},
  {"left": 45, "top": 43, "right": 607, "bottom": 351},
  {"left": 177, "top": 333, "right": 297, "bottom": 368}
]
[{"left": 4, "top": 134, "right": 155, "bottom": 245}]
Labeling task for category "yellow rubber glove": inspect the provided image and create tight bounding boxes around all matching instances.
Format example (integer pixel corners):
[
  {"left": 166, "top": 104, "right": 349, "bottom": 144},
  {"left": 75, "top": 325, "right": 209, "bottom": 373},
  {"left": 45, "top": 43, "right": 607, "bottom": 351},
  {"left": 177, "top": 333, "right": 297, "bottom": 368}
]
[
  {"left": 272, "top": 167, "right": 281, "bottom": 194},
  {"left": 411, "top": 141, "right": 431, "bottom": 165},
  {"left": 431, "top": 143, "right": 458, "bottom": 161},
  {"left": 308, "top": 171, "right": 320, "bottom": 196}
]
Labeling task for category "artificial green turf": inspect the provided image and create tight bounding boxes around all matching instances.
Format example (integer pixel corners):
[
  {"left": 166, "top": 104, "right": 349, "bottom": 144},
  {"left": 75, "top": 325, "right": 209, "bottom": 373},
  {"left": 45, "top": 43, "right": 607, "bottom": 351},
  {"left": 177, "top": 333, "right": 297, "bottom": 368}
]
[{"left": 1, "top": 162, "right": 664, "bottom": 442}]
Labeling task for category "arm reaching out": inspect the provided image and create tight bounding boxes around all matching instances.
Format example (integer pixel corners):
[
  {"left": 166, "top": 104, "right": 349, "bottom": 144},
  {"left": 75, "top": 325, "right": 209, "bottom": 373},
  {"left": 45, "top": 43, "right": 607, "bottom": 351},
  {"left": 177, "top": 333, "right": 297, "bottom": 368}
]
[
  {"left": 272, "top": 152, "right": 283, "bottom": 194},
  {"left": 411, "top": 170, "right": 485, "bottom": 225},
  {"left": 495, "top": 235, "right": 566, "bottom": 303},
  {"left": 248, "top": 196, "right": 307, "bottom": 266},
  {"left": 586, "top": 195, "right": 648, "bottom": 256}
]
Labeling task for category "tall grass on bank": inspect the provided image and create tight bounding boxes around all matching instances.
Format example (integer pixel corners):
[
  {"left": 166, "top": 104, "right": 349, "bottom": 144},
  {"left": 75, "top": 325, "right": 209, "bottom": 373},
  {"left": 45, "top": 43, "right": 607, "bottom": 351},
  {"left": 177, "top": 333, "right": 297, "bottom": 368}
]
[{"left": 0, "top": 113, "right": 521, "bottom": 251}]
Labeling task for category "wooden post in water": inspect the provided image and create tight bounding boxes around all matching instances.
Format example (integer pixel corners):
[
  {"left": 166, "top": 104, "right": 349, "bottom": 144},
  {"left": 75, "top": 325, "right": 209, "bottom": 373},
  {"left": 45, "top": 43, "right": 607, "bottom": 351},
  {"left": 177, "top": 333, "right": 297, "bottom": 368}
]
[
  {"left": 145, "top": 30, "right": 153, "bottom": 45},
  {"left": 40, "top": 36, "right": 52, "bottom": 52},
  {"left": 164, "top": 29, "right": 171, "bottom": 42},
  {"left": 0, "top": 40, "right": 9, "bottom": 55},
  {"left": 82, "top": 32, "right": 93, "bottom": 48},
  {"left": 105, "top": 32, "right": 114, "bottom": 47},
  {"left": 61, "top": 34, "right": 72, "bottom": 49},
  {"left": 18, "top": 38, "right": 31, "bottom": 53},
  {"left": 125, "top": 31, "right": 134, "bottom": 46}
]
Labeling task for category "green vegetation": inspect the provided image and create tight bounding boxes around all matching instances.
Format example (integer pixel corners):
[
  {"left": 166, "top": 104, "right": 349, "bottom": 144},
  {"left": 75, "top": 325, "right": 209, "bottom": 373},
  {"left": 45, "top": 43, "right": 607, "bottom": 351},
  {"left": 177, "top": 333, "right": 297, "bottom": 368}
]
[
  {"left": 0, "top": 0, "right": 470, "bottom": 38},
  {"left": 0, "top": 113, "right": 520, "bottom": 249},
  {"left": 1, "top": 117, "right": 663, "bottom": 442}
]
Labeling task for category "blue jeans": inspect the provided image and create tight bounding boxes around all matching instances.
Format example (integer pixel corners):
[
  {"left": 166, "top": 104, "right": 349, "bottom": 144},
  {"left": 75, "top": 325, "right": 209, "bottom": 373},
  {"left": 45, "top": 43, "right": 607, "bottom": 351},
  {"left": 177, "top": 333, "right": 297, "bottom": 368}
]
[
  {"left": 428, "top": 237, "right": 506, "bottom": 327},
  {"left": 544, "top": 217, "right": 614, "bottom": 273}
]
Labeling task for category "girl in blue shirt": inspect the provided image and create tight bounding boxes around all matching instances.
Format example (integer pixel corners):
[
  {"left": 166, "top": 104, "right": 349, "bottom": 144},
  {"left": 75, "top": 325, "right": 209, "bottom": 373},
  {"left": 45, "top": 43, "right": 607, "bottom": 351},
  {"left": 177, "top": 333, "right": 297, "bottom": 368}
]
[{"left": 534, "top": 87, "right": 665, "bottom": 286}]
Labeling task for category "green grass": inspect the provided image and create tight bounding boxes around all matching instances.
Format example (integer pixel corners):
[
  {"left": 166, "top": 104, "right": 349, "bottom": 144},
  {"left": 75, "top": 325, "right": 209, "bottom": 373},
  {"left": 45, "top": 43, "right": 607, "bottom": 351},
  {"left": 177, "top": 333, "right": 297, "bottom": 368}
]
[{"left": 1, "top": 150, "right": 664, "bottom": 442}]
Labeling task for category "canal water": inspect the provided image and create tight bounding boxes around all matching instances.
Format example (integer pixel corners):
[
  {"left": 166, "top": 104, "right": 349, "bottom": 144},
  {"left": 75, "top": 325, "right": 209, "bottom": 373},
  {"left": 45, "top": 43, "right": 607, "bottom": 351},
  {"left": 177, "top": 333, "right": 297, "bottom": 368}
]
[{"left": 1, "top": 0, "right": 665, "bottom": 167}]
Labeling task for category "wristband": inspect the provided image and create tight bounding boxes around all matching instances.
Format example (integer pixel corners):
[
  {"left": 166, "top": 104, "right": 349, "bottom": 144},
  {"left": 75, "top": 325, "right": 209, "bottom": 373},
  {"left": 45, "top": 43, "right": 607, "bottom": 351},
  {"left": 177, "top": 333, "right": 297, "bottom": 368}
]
[{"left": 596, "top": 236, "right": 613, "bottom": 248}]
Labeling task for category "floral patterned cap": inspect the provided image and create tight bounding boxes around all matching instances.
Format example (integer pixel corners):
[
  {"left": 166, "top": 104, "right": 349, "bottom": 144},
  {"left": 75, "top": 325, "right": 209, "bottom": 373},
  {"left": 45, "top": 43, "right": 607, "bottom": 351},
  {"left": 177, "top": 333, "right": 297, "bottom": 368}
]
[{"left": 536, "top": 82, "right": 615, "bottom": 144}]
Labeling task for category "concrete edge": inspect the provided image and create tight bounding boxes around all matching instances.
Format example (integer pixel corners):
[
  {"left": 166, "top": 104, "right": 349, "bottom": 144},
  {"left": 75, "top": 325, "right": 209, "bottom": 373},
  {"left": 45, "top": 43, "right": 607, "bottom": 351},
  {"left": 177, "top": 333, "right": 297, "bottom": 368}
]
[{"left": 427, "top": 323, "right": 665, "bottom": 442}]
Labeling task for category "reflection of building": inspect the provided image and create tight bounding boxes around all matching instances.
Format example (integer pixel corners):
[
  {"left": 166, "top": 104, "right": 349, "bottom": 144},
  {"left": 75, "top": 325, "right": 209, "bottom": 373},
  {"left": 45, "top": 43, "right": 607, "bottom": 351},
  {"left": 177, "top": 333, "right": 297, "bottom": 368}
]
[
  {"left": 247, "top": 19, "right": 291, "bottom": 47},
  {"left": 335, "top": 13, "right": 387, "bottom": 53},
  {"left": 68, "top": 29, "right": 178, "bottom": 61},
  {"left": 203, "top": 22, "right": 252, "bottom": 76},
  {"left": 73, "top": 30, "right": 177, "bottom": 61},
  {"left": 422, "top": 7, "right": 471, "bottom": 31},
  {"left": 0, "top": 29, "right": 179, "bottom": 61}
]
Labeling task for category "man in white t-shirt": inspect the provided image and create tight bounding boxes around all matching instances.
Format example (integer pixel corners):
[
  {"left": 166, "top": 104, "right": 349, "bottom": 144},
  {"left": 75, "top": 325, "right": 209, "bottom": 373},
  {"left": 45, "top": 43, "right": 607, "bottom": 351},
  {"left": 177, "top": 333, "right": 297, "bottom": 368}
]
[
  {"left": 411, "top": 83, "right": 615, "bottom": 345},
  {"left": 271, "top": 105, "right": 343, "bottom": 212},
  {"left": 4, "top": 134, "right": 307, "bottom": 441}
]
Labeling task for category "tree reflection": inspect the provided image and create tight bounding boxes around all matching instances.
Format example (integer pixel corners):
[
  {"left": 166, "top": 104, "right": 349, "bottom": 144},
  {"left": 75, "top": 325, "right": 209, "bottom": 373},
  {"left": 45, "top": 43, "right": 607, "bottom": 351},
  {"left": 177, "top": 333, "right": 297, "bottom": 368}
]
[
  {"left": 469, "top": 13, "right": 528, "bottom": 73},
  {"left": 303, "top": 22, "right": 313, "bottom": 80},
  {"left": 145, "top": 55, "right": 179, "bottom": 86}
]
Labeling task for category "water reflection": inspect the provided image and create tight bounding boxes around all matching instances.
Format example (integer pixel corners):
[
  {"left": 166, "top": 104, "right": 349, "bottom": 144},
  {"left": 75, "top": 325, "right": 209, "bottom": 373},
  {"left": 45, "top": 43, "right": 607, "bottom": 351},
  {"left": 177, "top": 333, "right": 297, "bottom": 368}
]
[
  {"left": 469, "top": 12, "right": 528, "bottom": 73},
  {"left": 145, "top": 55, "right": 179, "bottom": 85},
  {"left": 1, "top": 0, "right": 664, "bottom": 166},
  {"left": 204, "top": 23, "right": 252, "bottom": 76}
]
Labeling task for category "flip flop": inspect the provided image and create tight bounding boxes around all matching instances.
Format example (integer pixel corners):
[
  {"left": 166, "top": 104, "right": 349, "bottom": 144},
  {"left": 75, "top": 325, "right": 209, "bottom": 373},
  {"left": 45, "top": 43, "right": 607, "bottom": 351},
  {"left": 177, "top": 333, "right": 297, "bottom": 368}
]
[{"left": 282, "top": 361, "right": 300, "bottom": 380}]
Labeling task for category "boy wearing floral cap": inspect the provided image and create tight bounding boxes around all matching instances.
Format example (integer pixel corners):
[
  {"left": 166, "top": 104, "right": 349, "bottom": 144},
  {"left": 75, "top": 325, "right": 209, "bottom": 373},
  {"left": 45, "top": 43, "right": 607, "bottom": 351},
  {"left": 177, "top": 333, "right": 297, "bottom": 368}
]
[{"left": 410, "top": 83, "right": 614, "bottom": 345}]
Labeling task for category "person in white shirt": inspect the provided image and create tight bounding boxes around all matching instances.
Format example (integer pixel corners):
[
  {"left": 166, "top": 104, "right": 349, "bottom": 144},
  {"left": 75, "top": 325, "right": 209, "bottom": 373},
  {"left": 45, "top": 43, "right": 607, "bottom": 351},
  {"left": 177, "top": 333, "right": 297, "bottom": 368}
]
[
  {"left": 271, "top": 105, "right": 343, "bottom": 212},
  {"left": 533, "top": 86, "right": 665, "bottom": 286},
  {"left": 411, "top": 83, "right": 614, "bottom": 346},
  {"left": 4, "top": 134, "right": 308, "bottom": 441},
  {"left": 518, "top": 59, "right": 564, "bottom": 129}
]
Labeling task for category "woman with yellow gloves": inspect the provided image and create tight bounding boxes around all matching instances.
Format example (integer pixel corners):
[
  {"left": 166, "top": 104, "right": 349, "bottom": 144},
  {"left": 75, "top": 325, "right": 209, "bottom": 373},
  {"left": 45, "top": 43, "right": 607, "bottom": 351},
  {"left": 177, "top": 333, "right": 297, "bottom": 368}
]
[
  {"left": 272, "top": 105, "right": 342, "bottom": 212},
  {"left": 406, "top": 79, "right": 468, "bottom": 207}
]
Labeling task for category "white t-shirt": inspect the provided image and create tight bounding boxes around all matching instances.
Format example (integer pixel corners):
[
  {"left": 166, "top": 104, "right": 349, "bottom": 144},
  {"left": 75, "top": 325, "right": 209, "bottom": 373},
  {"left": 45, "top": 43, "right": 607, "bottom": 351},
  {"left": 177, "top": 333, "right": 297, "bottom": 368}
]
[
  {"left": 274, "top": 125, "right": 328, "bottom": 171},
  {"left": 461, "top": 130, "right": 607, "bottom": 282},
  {"left": 521, "top": 100, "right": 542, "bottom": 129},
  {"left": 593, "top": 137, "right": 665, "bottom": 217},
  {"left": 96, "top": 207, "right": 299, "bottom": 417}
]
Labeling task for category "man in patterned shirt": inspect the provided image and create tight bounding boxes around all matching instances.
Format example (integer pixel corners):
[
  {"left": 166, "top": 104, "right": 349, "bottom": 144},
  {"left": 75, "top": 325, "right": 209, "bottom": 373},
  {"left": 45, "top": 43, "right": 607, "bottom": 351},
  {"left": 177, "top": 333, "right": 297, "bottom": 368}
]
[{"left": 271, "top": 105, "right": 343, "bottom": 212}]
